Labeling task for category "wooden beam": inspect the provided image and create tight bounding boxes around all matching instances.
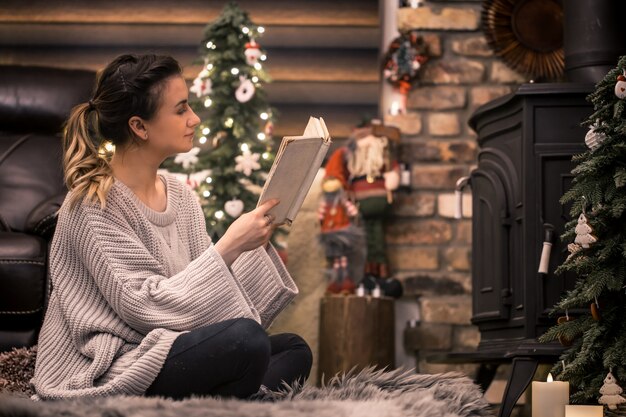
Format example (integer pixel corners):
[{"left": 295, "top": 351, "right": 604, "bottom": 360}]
[{"left": 0, "top": 0, "right": 379, "bottom": 26}]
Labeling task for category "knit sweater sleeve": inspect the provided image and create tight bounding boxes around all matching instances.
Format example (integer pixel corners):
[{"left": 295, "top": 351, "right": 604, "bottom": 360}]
[
  {"left": 69, "top": 203, "right": 260, "bottom": 335},
  {"left": 230, "top": 244, "right": 298, "bottom": 328}
]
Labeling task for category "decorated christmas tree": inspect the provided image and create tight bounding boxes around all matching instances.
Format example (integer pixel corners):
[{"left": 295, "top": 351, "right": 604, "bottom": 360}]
[
  {"left": 163, "top": 2, "right": 276, "bottom": 240},
  {"left": 540, "top": 55, "right": 626, "bottom": 404}
]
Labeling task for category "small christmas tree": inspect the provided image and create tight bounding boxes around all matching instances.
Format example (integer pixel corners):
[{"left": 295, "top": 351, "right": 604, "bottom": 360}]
[
  {"left": 163, "top": 2, "right": 276, "bottom": 240},
  {"left": 539, "top": 54, "right": 626, "bottom": 403},
  {"left": 599, "top": 371, "right": 626, "bottom": 410}
]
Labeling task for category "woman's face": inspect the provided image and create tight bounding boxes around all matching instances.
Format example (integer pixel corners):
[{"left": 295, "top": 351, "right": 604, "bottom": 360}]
[{"left": 144, "top": 75, "right": 201, "bottom": 158}]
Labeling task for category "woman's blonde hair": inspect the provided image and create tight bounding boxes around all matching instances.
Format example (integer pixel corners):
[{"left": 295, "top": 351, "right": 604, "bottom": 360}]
[{"left": 63, "top": 54, "right": 182, "bottom": 209}]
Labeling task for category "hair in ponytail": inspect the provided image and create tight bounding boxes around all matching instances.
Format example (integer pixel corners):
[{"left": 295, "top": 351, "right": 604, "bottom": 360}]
[{"left": 62, "top": 54, "right": 182, "bottom": 209}]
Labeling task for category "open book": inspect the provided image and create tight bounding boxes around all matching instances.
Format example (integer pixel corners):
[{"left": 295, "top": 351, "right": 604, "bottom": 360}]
[{"left": 257, "top": 117, "right": 332, "bottom": 226}]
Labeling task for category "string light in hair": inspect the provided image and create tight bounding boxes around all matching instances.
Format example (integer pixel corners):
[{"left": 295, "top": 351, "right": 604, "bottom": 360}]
[
  {"left": 205, "top": 177, "right": 212, "bottom": 184},
  {"left": 202, "top": 127, "right": 210, "bottom": 135},
  {"left": 204, "top": 98, "right": 212, "bottom": 108},
  {"left": 254, "top": 63, "right": 262, "bottom": 70},
  {"left": 224, "top": 118, "right": 234, "bottom": 128},
  {"left": 260, "top": 54, "right": 267, "bottom": 61},
  {"left": 231, "top": 68, "right": 239, "bottom": 75},
  {"left": 260, "top": 112, "right": 268, "bottom": 120},
  {"left": 242, "top": 26, "right": 250, "bottom": 34},
  {"left": 203, "top": 190, "right": 211, "bottom": 197},
  {"left": 258, "top": 26, "right": 265, "bottom": 34},
  {"left": 240, "top": 143, "right": 249, "bottom": 152},
  {"left": 257, "top": 133, "right": 266, "bottom": 141},
  {"left": 251, "top": 76, "right": 259, "bottom": 83},
  {"left": 215, "top": 210, "right": 225, "bottom": 220},
  {"left": 262, "top": 152, "right": 270, "bottom": 160},
  {"left": 199, "top": 136, "right": 207, "bottom": 144}
]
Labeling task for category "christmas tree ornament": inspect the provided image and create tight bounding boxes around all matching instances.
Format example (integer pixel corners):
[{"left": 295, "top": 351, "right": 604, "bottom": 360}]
[
  {"left": 591, "top": 297, "right": 601, "bottom": 321},
  {"left": 615, "top": 72, "right": 626, "bottom": 99},
  {"left": 585, "top": 124, "right": 607, "bottom": 150},
  {"left": 557, "top": 311, "right": 574, "bottom": 346},
  {"left": 567, "top": 242, "right": 583, "bottom": 261},
  {"left": 224, "top": 199, "right": 244, "bottom": 218},
  {"left": 234, "top": 149, "right": 261, "bottom": 176},
  {"left": 574, "top": 212, "right": 598, "bottom": 248},
  {"left": 244, "top": 40, "right": 262, "bottom": 65},
  {"left": 173, "top": 147, "right": 200, "bottom": 169},
  {"left": 599, "top": 371, "right": 626, "bottom": 410},
  {"left": 235, "top": 76, "right": 255, "bottom": 103},
  {"left": 189, "top": 71, "right": 212, "bottom": 98}
]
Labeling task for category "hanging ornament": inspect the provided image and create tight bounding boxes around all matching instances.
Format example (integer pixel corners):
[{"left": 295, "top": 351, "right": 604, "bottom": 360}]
[
  {"left": 189, "top": 72, "right": 212, "bottom": 98},
  {"left": 574, "top": 212, "right": 598, "bottom": 248},
  {"left": 557, "top": 312, "right": 574, "bottom": 346},
  {"left": 244, "top": 40, "right": 262, "bottom": 66},
  {"left": 187, "top": 169, "right": 212, "bottom": 189},
  {"left": 591, "top": 297, "right": 601, "bottom": 321},
  {"left": 235, "top": 76, "right": 255, "bottom": 103},
  {"left": 224, "top": 199, "right": 244, "bottom": 218},
  {"left": 234, "top": 149, "right": 261, "bottom": 176},
  {"left": 566, "top": 242, "right": 582, "bottom": 261},
  {"left": 585, "top": 124, "right": 607, "bottom": 150},
  {"left": 264, "top": 120, "right": 274, "bottom": 137},
  {"left": 211, "top": 131, "right": 228, "bottom": 148},
  {"left": 615, "top": 72, "right": 626, "bottom": 99},
  {"left": 173, "top": 147, "right": 200, "bottom": 169},
  {"left": 599, "top": 371, "right": 626, "bottom": 410}
]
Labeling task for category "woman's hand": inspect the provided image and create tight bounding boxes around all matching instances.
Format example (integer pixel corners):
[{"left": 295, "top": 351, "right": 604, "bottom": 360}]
[{"left": 214, "top": 199, "right": 280, "bottom": 266}]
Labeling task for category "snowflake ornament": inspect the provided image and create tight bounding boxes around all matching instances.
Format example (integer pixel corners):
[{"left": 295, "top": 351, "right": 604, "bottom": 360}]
[
  {"left": 190, "top": 71, "right": 212, "bottom": 98},
  {"left": 234, "top": 149, "right": 261, "bottom": 176},
  {"left": 174, "top": 147, "right": 200, "bottom": 169}
]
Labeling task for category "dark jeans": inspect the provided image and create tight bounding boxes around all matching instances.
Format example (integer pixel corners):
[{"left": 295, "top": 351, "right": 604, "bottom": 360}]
[{"left": 145, "top": 318, "right": 313, "bottom": 400}]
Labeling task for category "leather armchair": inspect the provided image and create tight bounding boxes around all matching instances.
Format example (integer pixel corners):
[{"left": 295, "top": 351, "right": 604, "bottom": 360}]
[{"left": 0, "top": 66, "right": 95, "bottom": 352}]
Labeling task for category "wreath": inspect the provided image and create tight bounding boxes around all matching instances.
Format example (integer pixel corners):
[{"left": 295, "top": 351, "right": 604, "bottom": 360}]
[{"left": 382, "top": 31, "right": 429, "bottom": 94}]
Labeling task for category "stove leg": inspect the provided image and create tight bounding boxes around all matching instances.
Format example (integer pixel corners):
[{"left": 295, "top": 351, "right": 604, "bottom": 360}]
[{"left": 497, "top": 357, "right": 538, "bottom": 417}]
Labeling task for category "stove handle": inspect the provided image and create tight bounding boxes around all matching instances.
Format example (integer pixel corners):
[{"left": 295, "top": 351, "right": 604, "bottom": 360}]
[
  {"left": 454, "top": 176, "right": 471, "bottom": 219},
  {"left": 538, "top": 224, "right": 555, "bottom": 274}
]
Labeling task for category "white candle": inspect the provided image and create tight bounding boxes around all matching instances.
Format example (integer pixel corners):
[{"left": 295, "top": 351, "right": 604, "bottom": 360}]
[
  {"left": 389, "top": 101, "right": 400, "bottom": 116},
  {"left": 564, "top": 405, "right": 603, "bottom": 417},
  {"left": 532, "top": 373, "right": 570, "bottom": 417}
]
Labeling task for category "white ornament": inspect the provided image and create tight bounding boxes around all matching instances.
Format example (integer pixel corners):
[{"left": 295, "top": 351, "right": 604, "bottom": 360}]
[
  {"left": 235, "top": 76, "right": 255, "bottom": 103},
  {"left": 585, "top": 125, "right": 606, "bottom": 150},
  {"left": 188, "top": 169, "right": 212, "bottom": 188},
  {"left": 574, "top": 213, "right": 598, "bottom": 248},
  {"left": 599, "top": 371, "right": 626, "bottom": 410},
  {"left": 189, "top": 71, "right": 212, "bottom": 98},
  {"left": 173, "top": 147, "right": 200, "bottom": 169},
  {"left": 245, "top": 41, "right": 262, "bottom": 66},
  {"left": 234, "top": 149, "right": 261, "bottom": 176},
  {"left": 224, "top": 199, "right": 244, "bottom": 218},
  {"left": 616, "top": 74, "right": 626, "bottom": 99}
]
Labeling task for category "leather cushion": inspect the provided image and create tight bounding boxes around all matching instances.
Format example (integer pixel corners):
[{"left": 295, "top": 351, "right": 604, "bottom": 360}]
[
  {"left": 0, "top": 231, "right": 47, "bottom": 315},
  {"left": 0, "top": 134, "right": 66, "bottom": 232},
  {"left": 0, "top": 66, "right": 95, "bottom": 134}
]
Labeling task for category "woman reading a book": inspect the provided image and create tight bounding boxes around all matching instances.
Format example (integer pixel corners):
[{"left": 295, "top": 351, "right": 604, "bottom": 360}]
[{"left": 32, "top": 54, "right": 312, "bottom": 400}]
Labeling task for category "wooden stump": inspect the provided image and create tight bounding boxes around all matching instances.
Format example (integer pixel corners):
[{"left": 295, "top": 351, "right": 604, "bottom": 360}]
[{"left": 318, "top": 294, "right": 395, "bottom": 383}]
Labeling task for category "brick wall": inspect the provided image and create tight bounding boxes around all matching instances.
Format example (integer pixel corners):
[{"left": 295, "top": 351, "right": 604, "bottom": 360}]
[{"left": 383, "top": 1, "right": 525, "bottom": 375}]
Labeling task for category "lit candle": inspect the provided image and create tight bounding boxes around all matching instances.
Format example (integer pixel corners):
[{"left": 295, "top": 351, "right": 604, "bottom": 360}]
[
  {"left": 389, "top": 101, "right": 400, "bottom": 116},
  {"left": 532, "top": 373, "right": 569, "bottom": 417},
  {"left": 564, "top": 405, "right": 603, "bottom": 417}
]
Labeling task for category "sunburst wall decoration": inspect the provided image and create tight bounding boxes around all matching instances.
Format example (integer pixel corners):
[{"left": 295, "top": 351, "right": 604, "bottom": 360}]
[{"left": 482, "top": 0, "right": 564, "bottom": 80}]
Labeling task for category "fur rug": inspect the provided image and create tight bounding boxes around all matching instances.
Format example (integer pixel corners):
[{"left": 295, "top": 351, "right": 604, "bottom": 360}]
[{"left": 0, "top": 347, "right": 493, "bottom": 417}]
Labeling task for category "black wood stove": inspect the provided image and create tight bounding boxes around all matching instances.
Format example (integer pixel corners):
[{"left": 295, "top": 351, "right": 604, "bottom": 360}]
[{"left": 427, "top": 0, "right": 626, "bottom": 415}]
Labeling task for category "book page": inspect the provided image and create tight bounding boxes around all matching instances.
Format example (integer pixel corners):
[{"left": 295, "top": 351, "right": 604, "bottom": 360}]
[{"left": 259, "top": 137, "right": 326, "bottom": 224}]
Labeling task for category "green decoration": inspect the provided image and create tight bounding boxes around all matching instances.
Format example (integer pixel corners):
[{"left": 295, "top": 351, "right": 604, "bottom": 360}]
[{"left": 539, "top": 55, "right": 626, "bottom": 404}]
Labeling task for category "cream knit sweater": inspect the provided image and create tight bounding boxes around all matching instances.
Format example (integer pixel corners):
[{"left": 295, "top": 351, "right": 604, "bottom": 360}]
[{"left": 31, "top": 175, "right": 298, "bottom": 400}]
